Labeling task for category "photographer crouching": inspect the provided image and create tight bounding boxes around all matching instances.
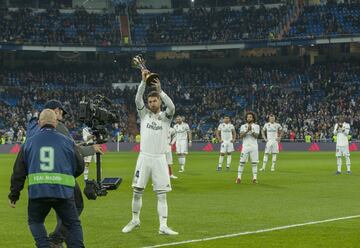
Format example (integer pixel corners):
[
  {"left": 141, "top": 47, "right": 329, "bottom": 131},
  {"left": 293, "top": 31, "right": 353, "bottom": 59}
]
[
  {"left": 26, "top": 100, "right": 103, "bottom": 247},
  {"left": 8, "top": 109, "right": 85, "bottom": 248}
]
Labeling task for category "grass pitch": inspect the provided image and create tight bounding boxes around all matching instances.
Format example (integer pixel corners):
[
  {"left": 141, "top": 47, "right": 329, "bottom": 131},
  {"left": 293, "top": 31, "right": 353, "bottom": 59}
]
[{"left": 1, "top": 151, "right": 360, "bottom": 248}]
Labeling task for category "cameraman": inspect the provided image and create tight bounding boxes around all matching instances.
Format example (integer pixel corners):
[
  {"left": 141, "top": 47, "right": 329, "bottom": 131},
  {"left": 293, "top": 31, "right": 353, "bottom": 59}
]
[
  {"left": 8, "top": 109, "right": 85, "bottom": 248},
  {"left": 26, "top": 100, "right": 103, "bottom": 247}
]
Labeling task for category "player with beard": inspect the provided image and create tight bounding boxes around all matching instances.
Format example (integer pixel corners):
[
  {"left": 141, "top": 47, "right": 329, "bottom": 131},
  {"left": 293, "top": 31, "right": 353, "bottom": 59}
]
[{"left": 122, "top": 70, "right": 178, "bottom": 235}]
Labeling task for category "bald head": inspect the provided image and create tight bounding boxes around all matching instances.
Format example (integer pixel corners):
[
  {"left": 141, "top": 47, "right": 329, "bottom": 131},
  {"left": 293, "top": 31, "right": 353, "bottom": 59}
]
[{"left": 39, "top": 109, "right": 58, "bottom": 128}]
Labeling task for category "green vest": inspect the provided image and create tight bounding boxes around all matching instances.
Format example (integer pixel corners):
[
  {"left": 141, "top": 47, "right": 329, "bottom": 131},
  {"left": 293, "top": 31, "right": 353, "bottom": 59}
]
[{"left": 305, "top": 135, "right": 312, "bottom": 143}]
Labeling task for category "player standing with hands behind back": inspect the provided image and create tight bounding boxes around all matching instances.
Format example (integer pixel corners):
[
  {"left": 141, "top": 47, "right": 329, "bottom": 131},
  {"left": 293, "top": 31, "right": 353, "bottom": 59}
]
[
  {"left": 122, "top": 69, "right": 178, "bottom": 235},
  {"left": 174, "top": 116, "right": 192, "bottom": 172},
  {"left": 260, "top": 114, "right": 282, "bottom": 172},
  {"left": 216, "top": 116, "right": 236, "bottom": 171},
  {"left": 334, "top": 116, "right": 351, "bottom": 174},
  {"left": 237, "top": 112, "right": 260, "bottom": 184}
]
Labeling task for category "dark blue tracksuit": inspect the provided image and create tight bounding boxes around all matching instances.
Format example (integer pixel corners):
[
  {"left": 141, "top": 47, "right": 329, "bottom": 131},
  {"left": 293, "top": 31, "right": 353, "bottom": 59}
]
[{"left": 9, "top": 125, "right": 85, "bottom": 248}]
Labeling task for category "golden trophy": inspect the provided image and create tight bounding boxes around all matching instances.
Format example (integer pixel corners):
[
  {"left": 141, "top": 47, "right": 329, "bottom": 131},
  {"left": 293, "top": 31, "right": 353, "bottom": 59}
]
[{"left": 132, "top": 54, "right": 159, "bottom": 85}]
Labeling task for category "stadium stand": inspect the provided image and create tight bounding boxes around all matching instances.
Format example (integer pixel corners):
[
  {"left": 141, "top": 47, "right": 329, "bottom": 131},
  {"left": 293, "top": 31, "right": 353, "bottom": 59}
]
[
  {"left": 1, "top": 61, "right": 359, "bottom": 143},
  {"left": 287, "top": 3, "right": 360, "bottom": 37}
]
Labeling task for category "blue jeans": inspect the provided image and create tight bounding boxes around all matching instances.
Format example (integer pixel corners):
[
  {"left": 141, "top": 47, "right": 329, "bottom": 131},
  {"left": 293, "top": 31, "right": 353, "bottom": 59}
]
[
  {"left": 49, "top": 181, "right": 84, "bottom": 244},
  {"left": 28, "top": 197, "right": 84, "bottom": 248}
]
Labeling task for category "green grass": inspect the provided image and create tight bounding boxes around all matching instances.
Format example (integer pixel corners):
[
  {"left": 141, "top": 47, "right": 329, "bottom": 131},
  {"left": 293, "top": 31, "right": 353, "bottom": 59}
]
[{"left": 1, "top": 151, "right": 360, "bottom": 248}]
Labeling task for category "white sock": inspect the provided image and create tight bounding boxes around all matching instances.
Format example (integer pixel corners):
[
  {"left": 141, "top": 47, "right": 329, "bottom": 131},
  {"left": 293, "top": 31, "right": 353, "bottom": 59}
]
[
  {"left": 226, "top": 155, "right": 232, "bottom": 168},
  {"left": 179, "top": 156, "right": 186, "bottom": 170},
  {"left": 183, "top": 157, "right": 186, "bottom": 167},
  {"left": 238, "top": 163, "right": 245, "bottom": 179},
  {"left": 179, "top": 157, "right": 185, "bottom": 167},
  {"left": 218, "top": 156, "right": 224, "bottom": 167},
  {"left": 262, "top": 154, "right": 268, "bottom": 169},
  {"left": 337, "top": 157, "right": 342, "bottom": 172},
  {"left": 346, "top": 156, "right": 351, "bottom": 171},
  {"left": 271, "top": 154, "right": 277, "bottom": 169},
  {"left": 157, "top": 193, "right": 168, "bottom": 228},
  {"left": 252, "top": 163, "right": 258, "bottom": 180},
  {"left": 84, "top": 166, "right": 89, "bottom": 180},
  {"left": 132, "top": 190, "right": 143, "bottom": 222}
]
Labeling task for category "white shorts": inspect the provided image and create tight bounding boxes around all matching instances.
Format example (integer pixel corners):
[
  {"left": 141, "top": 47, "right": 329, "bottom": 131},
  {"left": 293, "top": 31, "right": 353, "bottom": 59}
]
[
  {"left": 84, "top": 155, "right": 96, "bottom": 163},
  {"left": 176, "top": 140, "right": 188, "bottom": 154},
  {"left": 240, "top": 146, "right": 259, "bottom": 163},
  {"left": 165, "top": 151, "right": 173, "bottom": 165},
  {"left": 132, "top": 152, "right": 171, "bottom": 192},
  {"left": 336, "top": 146, "right": 350, "bottom": 157},
  {"left": 265, "top": 141, "right": 279, "bottom": 154},
  {"left": 220, "top": 141, "right": 234, "bottom": 153}
]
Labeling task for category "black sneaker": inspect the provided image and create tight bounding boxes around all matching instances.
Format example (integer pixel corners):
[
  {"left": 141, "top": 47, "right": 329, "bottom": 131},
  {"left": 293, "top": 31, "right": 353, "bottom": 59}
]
[{"left": 48, "top": 233, "right": 64, "bottom": 248}]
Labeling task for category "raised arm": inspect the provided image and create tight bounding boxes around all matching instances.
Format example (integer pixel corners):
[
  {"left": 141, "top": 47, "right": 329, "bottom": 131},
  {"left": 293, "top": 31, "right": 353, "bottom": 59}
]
[
  {"left": 135, "top": 70, "right": 151, "bottom": 119},
  {"left": 160, "top": 91, "right": 175, "bottom": 119},
  {"left": 152, "top": 77, "right": 175, "bottom": 120},
  {"left": 135, "top": 80, "right": 146, "bottom": 115}
]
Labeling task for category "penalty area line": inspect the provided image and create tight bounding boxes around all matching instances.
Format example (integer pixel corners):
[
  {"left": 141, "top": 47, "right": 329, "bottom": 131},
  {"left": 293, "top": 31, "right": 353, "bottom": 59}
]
[{"left": 142, "top": 214, "right": 360, "bottom": 248}]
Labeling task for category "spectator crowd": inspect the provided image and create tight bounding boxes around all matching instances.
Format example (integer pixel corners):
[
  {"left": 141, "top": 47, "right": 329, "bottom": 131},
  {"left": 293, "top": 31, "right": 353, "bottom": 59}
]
[
  {"left": 0, "top": 8, "right": 120, "bottom": 46},
  {"left": 1, "top": 60, "right": 359, "bottom": 143},
  {"left": 1, "top": 2, "right": 360, "bottom": 46}
]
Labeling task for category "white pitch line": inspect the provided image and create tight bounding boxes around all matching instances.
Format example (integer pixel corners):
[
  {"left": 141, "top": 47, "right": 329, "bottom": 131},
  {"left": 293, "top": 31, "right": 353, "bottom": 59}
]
[{"left": 142, "top": 215, "right": 360, "bottom": 248}]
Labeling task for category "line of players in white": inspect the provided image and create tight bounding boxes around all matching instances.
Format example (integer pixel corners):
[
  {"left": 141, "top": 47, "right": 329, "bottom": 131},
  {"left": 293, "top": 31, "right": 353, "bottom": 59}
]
[
  {"left": 215, "top": 112, "right": 351, "bottom": 184},
  {"left": 83, "top": 112, "right": 352, "bottom": 183},
  {"left": 80, "top": 71, "right": 352, "bottom": 236}
]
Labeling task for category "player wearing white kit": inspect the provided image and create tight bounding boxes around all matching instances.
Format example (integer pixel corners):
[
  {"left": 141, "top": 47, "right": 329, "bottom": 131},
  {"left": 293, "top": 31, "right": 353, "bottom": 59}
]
[
  {"left": 260, "top": 114, "right": 282, "bottom": 172},
  {"left": 216, "top": 116, "right": 236, "bottom": 171},
  {"left": 236, "top": 112, "right": 260, "bottom": 184},
  {"left": 82, "top": 126, "right": 96, "bottom": 181},
  {"left": 166, "top": 127, "right": 177, "bottom": 179},
  {"left": 334, "top": 116, "right": 351, "bottom": 174},
  {"left": 122, "top": 70, "right": 178, "bottom": 235},
  {"left": 174, "top": 116, "right": 192, "bottom": 172}
]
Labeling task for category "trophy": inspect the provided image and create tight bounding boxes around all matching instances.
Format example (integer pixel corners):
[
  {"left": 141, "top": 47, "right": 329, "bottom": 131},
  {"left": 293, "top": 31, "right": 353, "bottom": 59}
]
[{"left": 132, "top": 54, "right": 159, "bottom": 85}]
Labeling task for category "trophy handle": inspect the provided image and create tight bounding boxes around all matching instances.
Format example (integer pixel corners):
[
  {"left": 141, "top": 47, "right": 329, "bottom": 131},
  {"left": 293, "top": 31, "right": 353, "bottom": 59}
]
[{"left": 132, "top": 54, "right": 147, "bottom": 70}]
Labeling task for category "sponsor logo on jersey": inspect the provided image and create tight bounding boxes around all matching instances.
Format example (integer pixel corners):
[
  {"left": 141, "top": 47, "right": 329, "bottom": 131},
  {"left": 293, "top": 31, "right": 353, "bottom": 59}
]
[{"left": 146, "top": 121, "right": 163, "bottom": 131}]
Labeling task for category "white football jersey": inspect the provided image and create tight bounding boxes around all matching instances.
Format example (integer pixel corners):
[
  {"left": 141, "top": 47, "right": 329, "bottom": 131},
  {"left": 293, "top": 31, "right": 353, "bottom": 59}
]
[
  {"left": 174, "top": 122, "right": 190, "bottom": 141},
  {"left": 167, "top": 127, "right": 176, "bottom": 152},
  {"left": 334, "top": 122, "right": 350, "bottom": 147},
  {"left": 140, "top": 110, "right": 171, "bottom": 154},
  {"left": 82, "top": 127, "right": 93, "bottom": 144},
  {"left": 217, "top": 123, "right": 235, "bottom": 142},
  {"left": 240, "top": 123, "right": 260, "bottom": 147},
  {"left": 263, "top": 122, "right": 282, "bottom": 141}
]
